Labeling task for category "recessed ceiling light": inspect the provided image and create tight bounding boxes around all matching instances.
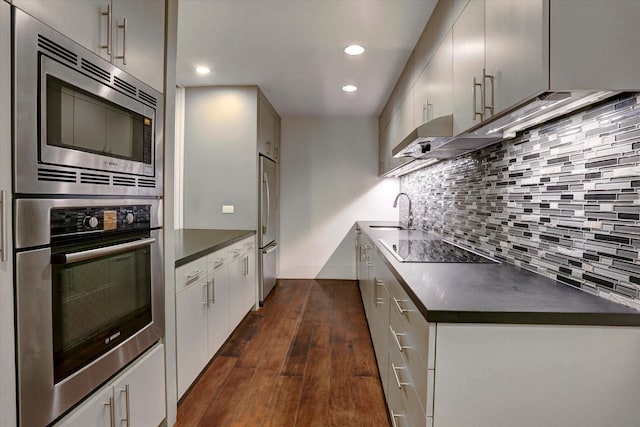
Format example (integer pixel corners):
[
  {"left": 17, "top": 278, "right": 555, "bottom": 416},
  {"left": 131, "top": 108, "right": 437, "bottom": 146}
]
[
  {"left": 344, "top": 44, "right": 365, "bottom": 56},
  {"left": 342, "top": 85, "right": 358, "bottom": 93},
  {"left": 195, "top": 66, "right": 210, "bottom": 75}
]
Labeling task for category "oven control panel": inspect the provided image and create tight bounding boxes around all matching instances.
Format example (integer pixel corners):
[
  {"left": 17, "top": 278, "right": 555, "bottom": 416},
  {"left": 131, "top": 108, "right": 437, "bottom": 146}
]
[{"left": 51, "top": 205, "right": 151, "bottom": 237}]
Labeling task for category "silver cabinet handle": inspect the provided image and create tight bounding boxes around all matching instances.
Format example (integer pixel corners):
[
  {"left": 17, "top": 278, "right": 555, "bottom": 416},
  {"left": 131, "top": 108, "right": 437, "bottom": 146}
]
[
  {"left": 52, "top": 237, "right": 156, "bottom": 264},
  {"left": 389, "top": 324, "right": 408, "bottom": 353},
  {"left": 472, "top": 76, "right": 484, "bottom": 121},
  {"left": 391, "top": 363, "right": 409, "bottom": 389},
  {"left": 266, "top": 140, "right": 272, "bottom": 155},
  {"left": 104, "top": 396, "right": 115, "bottom": 427},
  {"left": 120, "top": 384, "right": 130, "bottom": 426},
  {"left": 208, "top": 278, "right": 215, "bottom": 304},
  {"left": 483, "top": 68, "right": 495, "bottom": 117},
  {"left": 232, "top": 249, "right": 241, "bottom": 259},
  {"left": 187, "top": 269, "right": 204, "bottom": 280},
  {"left": 99, "top": 4, "right": 112, "bottom": 55},
  {"left": 202, "top": 283, "right": 209, "bottom": 306},
  {"left": 0, "top": 190, "right": 5, "bottom": 262},
  {"left": 374, "top": 279, "right": 385, "bottom": 306},
  {"left": 116, "top": 18, "right": 127, "bottom": 65},
  {"left": 392, "top": 297, "right": 409, "bottom": 315},
  {"left": 390, "top": 410, "right": 404, "bottom": 427}
]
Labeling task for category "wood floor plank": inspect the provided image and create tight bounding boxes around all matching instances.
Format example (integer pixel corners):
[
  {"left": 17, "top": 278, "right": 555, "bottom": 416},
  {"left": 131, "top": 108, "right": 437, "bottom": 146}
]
[
  {"left": 263, "top": 376, "right": 304, "bottom": 427},
  {"left": 177, "top": 279, "right": 388, "bottom": 427},
  {"left": 175, "top": 356, "right": 238, "bottom": 426}
]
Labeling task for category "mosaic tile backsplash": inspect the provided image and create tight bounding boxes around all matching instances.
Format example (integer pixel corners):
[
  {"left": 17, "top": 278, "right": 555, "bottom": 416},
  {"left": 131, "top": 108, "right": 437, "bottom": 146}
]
[{"left": 400, "top": 93, "right": 640, "bottom": 310}]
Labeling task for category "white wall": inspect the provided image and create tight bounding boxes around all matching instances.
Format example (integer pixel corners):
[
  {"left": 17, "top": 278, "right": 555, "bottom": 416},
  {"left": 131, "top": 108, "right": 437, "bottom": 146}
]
[{"left": 279, "top": 117, "right": 399, "bottom": 279}]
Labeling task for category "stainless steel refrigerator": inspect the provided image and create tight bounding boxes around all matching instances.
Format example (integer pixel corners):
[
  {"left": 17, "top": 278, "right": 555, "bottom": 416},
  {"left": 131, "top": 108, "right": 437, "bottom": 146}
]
[{"left": 259, "top": 155, "right": 278, "bottom": 304}]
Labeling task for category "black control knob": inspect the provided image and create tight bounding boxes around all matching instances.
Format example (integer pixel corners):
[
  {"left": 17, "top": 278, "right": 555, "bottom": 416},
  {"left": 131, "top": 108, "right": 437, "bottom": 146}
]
[{"left": 83, "top": 216, "right": 99, "bottom": 229}]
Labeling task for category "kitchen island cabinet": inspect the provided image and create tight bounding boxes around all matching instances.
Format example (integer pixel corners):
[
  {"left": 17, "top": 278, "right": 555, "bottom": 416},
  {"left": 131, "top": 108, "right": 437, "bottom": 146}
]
[
  {"left": 174, "top": 230, "right": 256, "bottom": 398},
  {"left": 356, "top": 222, "right": 640, "bottom": 427}
]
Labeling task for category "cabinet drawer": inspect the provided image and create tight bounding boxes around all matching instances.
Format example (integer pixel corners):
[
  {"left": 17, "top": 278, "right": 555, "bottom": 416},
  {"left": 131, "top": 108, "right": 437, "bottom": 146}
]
[
  {"left": 388, "top": 279, "right": 430, "bottom": 368},
  {"left": 389, "top": 320, "right": 428, "bottom": 414},
  {"left": 176, "top": 257, "right": 207, "bottom": 294},
  {"left": 388, "top": 351, "right": 427, "bottom": 427},
  {"left": 207, "top": 248, "right": 230, "bottom": 275}
]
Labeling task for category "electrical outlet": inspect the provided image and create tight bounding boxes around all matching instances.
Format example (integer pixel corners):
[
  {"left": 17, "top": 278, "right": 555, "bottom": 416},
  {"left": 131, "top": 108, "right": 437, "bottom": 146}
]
[{"left": 222, "top": 205, "right": 234, "bottom": 214}]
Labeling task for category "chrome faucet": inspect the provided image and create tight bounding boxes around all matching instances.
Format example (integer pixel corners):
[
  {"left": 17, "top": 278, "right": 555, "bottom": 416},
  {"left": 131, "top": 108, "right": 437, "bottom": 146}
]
[{"left": 393, "top": 192, "right": 414, "bottom": 230}]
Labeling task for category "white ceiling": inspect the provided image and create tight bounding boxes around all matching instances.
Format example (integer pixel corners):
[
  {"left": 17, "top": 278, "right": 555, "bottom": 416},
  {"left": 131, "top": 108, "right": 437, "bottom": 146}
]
[{"left": 176, "top": 0, "right": 437, "bottom": 117}]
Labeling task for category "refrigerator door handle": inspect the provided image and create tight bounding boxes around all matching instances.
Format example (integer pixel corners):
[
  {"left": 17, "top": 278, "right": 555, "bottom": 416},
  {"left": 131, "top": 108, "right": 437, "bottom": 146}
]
[
  {"left": 263, "top": 243, "right": 278, "bottom": 254},
  {"left": 263, "top": 172, "right": 270, "bottom": 236}
]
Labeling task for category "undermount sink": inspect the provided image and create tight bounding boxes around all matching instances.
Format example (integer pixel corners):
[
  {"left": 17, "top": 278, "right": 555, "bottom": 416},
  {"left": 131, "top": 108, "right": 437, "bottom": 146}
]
[{"left": 369, "top": 225, "right": 405, "bottom": 230}]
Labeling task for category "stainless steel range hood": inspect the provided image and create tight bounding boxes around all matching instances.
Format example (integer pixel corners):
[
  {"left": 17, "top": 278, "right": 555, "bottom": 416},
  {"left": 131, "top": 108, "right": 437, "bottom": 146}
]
[{"left": 393, "top": 90, "right": 619, "bottom": 160}]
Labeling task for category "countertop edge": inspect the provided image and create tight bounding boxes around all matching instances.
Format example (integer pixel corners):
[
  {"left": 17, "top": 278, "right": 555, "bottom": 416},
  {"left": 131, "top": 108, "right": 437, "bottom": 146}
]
[
  {"left": 175, "top": 229, "right": 256, "bottom": 267},
  {"left": 357, "top": 221, "right": 640, "bottom": 326}
]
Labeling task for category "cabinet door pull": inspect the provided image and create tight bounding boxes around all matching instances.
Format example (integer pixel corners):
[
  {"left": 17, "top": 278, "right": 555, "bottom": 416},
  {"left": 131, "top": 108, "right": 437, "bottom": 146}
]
[
  {"left": 209, "top": 278, "right": 215, "bottom": 304},
  {"left": 390, "top": 410, "right": 404, "bottom": 427},
  {"left": 389, "top": 325, "right": 408, "bottom": 353},
  {"left": 483, "top": 68, "right": 495, "bottom": 117},
  {"left": 472, "top": 76, "right": 484, "bottom": 121},
  {"left": 104, "top": 396, "right": 115, "bottom": 427},
  {"left": 203, "top": 283, "right": 209, "bottom": 306},
  {"left": 0, "top": 190, "right": 5, "bottom": 262},
  {"left": 374, "top": 279, "right": 385, "bottom": 306},
  {"left": 392, "top": 297, "right": 409, "bottom": 315},
  {"left": 391, "top": 363, "right": 409, "bottom": 389},
  {"left": 120, "top": 384, "right": 131, "bottom": 426},
  {"left": 116, "top": 18, "right": 127, "bottom": 65},
  {"left": 266, "top": 140, "right": 272, "bottom": 155},
  {"left": 187, "top": 269, "right": 203, "bottom": 280},
  {"left": 99, "top": 4, "right": 112, "bottom": 55}
]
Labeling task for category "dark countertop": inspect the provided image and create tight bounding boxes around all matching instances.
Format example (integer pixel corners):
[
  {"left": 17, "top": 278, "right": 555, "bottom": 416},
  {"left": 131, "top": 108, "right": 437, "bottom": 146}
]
[
  {"left": 175, "top": 229, "right": 256, "bottom": 267},
  {"left": 358, "top": 221, "right": 640, "bottom": 326}
]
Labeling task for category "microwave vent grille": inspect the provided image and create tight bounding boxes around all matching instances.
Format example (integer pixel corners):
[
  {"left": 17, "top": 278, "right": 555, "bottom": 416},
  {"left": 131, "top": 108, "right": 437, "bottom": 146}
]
[
  {"left": 80, "top": 172, "right": 110, "bottom": 185},
  {"left": 113, "top": 176, "right": 136, "bottom": 187},
  {"left": 138, "top": 91, "right": 157, "bottom": 107},
  {"left": 38, "top": 168, "right": 76, "bottom": 183},
  {"left": 138, "top": 178, "right": 156, "bottom": 188},
  {"left": 37, "top": 34, "right": 77, "bottom": 66},
  {"left": 80, "top": 59, "right": 111, "bottom": 84},
  {"left": 113, "top": 77, "right": 136, "bottom": 97}
]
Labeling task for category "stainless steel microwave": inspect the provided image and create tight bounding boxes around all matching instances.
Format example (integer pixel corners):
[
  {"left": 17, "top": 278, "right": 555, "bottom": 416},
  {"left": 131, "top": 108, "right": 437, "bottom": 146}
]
[{"left": 14, "top": 8, "right": 163, "bottom": 197}]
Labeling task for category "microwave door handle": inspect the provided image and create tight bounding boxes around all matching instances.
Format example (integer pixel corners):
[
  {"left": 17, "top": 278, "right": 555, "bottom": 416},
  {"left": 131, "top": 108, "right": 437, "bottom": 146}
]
[{"left": 53, "top": 237, "right": 156, "bottom": 265}]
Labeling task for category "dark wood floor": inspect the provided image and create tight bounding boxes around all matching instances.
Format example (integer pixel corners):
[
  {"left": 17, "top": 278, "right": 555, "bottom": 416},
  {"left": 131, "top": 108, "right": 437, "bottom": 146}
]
[{"left": 176, "top": 279, "right": 390, "bottom": 427}]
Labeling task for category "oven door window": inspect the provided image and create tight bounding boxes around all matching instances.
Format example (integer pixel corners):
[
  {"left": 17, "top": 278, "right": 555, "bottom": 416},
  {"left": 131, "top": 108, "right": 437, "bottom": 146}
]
[{"left": 52, "top": 237, "right": 152, "bottom": 383}]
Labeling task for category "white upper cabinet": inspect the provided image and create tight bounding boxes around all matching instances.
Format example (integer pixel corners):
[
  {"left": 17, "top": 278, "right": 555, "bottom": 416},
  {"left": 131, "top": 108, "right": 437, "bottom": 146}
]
[
  {"left": 13, "top": 0, "right": 165, "bottom": 92},
  {"left": 258, "top": 96, "right": 277, "bottom": 159},
  {"left": 413, "top": 29, "right": 453, "bottom": 127},
  {"left": 484, "top": 0, "right": 547, "bottom": 116},
  {"left": 452, "top": 0, "right": 486, "bottom": 135}
]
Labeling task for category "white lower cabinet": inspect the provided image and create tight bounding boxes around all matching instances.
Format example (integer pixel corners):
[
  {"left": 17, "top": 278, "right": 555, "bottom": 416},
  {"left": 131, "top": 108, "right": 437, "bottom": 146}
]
[
  {"left": 176, "top": 235, "right": 257, "bottom": 399},
  {"left": 57, "top": 343, "right": 166, "bottom": 427}
]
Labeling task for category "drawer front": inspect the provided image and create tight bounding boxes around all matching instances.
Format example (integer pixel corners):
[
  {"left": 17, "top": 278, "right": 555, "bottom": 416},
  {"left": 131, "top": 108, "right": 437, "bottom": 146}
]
[
  {"left": 207, "top": 248, "right": 230, "bottom": 275},
  {"left": 388, "top": 350, "right": 427, "bottom": 427},
  {"left": 389, "top": 317, "right": 428, "bottom": 414},
  {"left": 176, "top": 257, "right": 207, "bottom": 294},
  {"left": 388, "top": 279, "right": 430, "bottom": 369}
]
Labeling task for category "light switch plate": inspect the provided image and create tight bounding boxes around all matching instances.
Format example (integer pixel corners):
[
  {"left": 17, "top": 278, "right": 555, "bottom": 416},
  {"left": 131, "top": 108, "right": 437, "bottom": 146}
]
[{"left": 222, "top": 205, "right": 234, "bottom": 214}]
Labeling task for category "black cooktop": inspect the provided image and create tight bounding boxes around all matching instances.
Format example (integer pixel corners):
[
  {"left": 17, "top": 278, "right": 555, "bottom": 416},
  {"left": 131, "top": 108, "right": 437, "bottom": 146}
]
[{"left": 379, "top": 238, "right": 496, "bottom": 263}]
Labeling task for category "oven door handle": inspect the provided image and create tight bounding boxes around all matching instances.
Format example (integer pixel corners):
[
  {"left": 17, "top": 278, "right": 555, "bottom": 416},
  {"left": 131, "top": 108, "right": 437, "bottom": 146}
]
[{"left": 52, "top": 237, "right": 156, "bottom": 264}]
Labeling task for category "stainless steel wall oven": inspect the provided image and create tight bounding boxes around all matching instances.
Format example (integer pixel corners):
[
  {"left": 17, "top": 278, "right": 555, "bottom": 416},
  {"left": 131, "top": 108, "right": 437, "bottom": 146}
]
[
  {"left": 14, "top": 8, "right": 163, "bottom": 197},
  {"left": 15, "top": 198, "right": 163, "bottom": 427}
]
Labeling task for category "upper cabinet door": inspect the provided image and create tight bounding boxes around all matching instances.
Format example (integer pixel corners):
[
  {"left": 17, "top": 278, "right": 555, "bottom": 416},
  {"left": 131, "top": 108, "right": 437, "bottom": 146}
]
[
  {"left": 258, "top": 96, "right": 276, "bottom": 158},
  {"left": 13, "top": 0, "right": 111, "bottom": 61},
  {"left": 13, "top": 0, "right": 165, "bottom": 92},
  {"left": 413, "top": 30, "right": 453, "bottom": 127},
  {"left": 111, "top": 0, "right": 165, "bottom": 92},
  {"left": 485, "top": 0, "right": 547, "bottom": 115},
  {"left": 452, "top": 0, "right": 485, "bottom": 135}
]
